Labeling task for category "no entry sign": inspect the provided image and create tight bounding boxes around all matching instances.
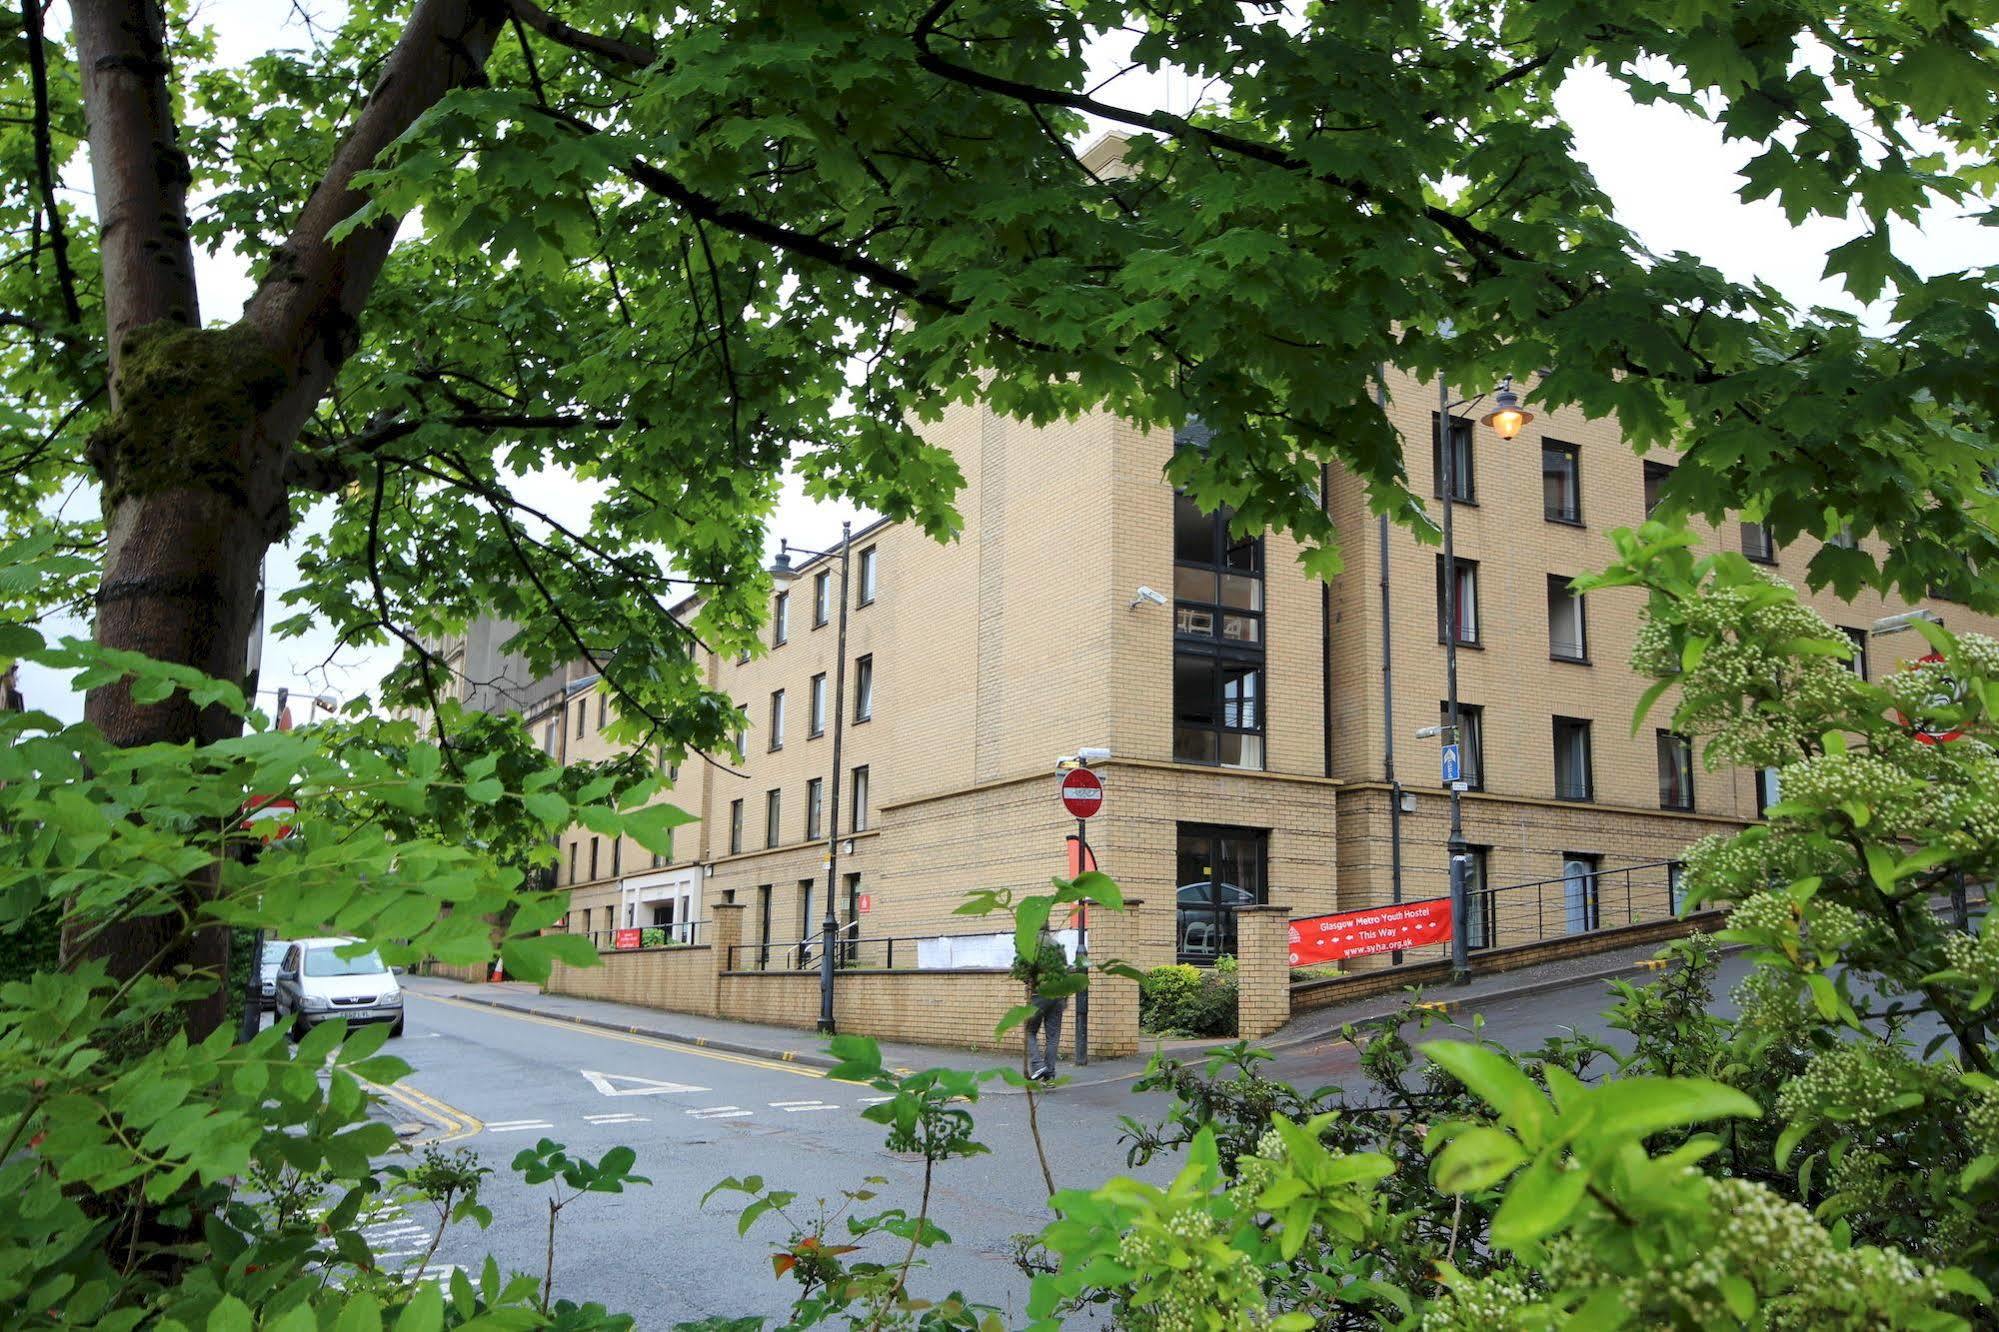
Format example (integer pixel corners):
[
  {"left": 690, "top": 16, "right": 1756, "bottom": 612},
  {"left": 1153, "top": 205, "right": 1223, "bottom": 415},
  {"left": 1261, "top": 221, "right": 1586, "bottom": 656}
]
[
  {"left": 1288, "top": 898, "right": 1453, "bottom": 965},
  {"left": 241, "top": 795, "right": 299, "bottom": 842},
  {"left": 1060, "top": 767, "right": 1103, "bottom": 819},
  {"left": 1897, "top": 652, "right": 1968, "bottom": 745}
]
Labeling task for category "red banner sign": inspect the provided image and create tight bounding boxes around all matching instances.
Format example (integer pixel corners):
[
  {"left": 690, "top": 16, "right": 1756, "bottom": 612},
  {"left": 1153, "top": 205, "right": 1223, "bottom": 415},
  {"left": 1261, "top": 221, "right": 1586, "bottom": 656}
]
[
  {"left": 613, "top": 928, "right": 643, "bottom": 951},
  {"left": 1288, "top": 898, "right": 1453, "bottom": 965}
]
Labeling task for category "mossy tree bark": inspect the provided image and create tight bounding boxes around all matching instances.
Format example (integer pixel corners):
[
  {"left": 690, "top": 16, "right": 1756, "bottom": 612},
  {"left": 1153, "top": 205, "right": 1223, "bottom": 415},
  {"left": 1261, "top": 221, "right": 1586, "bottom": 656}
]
[{"left": 69, "top": 0, "right": 506, "bottom": 1036}]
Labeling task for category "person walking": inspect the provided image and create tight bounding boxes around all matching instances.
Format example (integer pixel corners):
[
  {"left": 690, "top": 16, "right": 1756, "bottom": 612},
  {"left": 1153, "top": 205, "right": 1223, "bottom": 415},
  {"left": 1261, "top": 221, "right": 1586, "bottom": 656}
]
[{"left": 1013, "top": 930, "right": 1071, "bottom": 1082}]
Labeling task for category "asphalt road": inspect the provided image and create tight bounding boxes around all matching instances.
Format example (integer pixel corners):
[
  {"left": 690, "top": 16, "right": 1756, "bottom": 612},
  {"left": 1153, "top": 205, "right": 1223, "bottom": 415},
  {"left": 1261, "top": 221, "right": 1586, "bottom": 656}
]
[{"left": 363, "top": 951, "right": 1825, "bottom": 1324}]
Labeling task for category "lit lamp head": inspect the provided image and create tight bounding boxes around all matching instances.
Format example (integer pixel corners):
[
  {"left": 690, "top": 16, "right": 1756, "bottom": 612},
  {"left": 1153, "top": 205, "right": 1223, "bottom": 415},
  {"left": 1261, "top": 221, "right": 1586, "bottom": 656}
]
[{"left": 1479, "top": 379, "right": 1533, "bottom": 440}]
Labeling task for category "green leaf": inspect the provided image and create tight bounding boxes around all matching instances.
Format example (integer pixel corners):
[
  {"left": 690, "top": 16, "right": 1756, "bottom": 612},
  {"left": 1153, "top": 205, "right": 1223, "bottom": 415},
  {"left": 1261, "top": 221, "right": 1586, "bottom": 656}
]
[
  {"left": 1431, "top": 1125, "right": 1528, "bottom": 1194},
  {"left": 1488, "top": 1153, "right": 1587, "bottom": 1249},
  {"left": 1719, "top": 1275, "right": 1757, "bottom": 1322},
  {"left": 206, "top": 1297, "right": 253, "bottom": 1332},
  {"left": 395, "top": 1283, "right": 444, "bottom": 1332},
  {"left": 1423, "top": 1042, "right": 1549, "bottom": 1140},
  {"left": 1583, "top": 1077, "right": 1761, "bottom": 1142}
]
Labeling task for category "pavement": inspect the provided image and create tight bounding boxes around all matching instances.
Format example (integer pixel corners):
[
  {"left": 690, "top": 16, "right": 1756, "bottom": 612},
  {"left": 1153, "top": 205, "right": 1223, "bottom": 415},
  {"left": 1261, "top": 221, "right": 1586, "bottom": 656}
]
[{"left": 359, "top": 937, "right": 1735, "bottom": 1323}]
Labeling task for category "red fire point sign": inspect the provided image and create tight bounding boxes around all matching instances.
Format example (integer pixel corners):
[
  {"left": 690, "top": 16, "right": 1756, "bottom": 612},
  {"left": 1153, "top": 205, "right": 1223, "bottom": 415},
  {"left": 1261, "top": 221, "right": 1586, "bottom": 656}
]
[
  {"left": 1060, "top": 767, "right": 1103, "bottom": 819},
  {"left": 1288, "top": 898, "right": 1454, "bottom": 966},
  {"left": 613, "top": 928, "right": 642, "bottom": 951}
]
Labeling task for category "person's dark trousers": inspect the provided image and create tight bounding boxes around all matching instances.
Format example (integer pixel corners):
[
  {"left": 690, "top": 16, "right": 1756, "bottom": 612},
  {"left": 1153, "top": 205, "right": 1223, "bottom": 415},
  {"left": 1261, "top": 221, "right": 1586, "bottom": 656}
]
[{"left": 1024, "top": 994, "right": 1068, "bottom": 1078}]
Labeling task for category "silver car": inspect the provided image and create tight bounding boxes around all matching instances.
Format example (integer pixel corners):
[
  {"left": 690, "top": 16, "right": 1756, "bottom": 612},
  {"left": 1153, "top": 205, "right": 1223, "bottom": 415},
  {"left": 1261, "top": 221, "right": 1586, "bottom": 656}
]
[
  {"left": 258, "top": 938, "right": 289, "bottom": 1009},
  {"left": 272, "top": 937, "right": 405, "bottom": 1038}
]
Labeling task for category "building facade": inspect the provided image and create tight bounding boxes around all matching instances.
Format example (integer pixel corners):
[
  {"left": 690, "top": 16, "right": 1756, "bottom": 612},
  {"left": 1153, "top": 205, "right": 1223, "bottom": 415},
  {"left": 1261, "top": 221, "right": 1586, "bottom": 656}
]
[{"left": 526, "top": 367, "right": 1993, "bottom": 973}]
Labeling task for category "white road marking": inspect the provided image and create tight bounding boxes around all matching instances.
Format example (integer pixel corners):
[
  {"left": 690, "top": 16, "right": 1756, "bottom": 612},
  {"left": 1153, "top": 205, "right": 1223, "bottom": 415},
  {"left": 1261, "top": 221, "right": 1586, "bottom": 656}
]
[
  {"left": 485, "top": 1120, "right": 554, "bottom": 1132},
  {"left": 859, "top": 1096, "right": 895, "bottom": 1105},
  {"left": 686, "top": 1106, "right": 752, "bottom": 1120},
  {"left": 581, "top": 1069, "right": 708, "bottom": 1097},
  {"left": 777, "top": 1103, "right": 839, "bottom": 1113},
  {"left": 767, "top": 1100, "right": 824, "bottom": 1107},
  {"left": 583, "top": 1113, "right": 649, "bottom": 1123}
]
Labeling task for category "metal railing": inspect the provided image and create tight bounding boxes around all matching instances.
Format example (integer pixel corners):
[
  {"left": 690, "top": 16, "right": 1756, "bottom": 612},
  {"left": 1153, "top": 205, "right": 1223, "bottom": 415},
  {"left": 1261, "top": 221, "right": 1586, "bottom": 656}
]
[
  {"left": 726, "top": 924, "right": 1024, "bottom": 973},
  {"left": 1460, "top": 858, "right": 1684, "bottom": 954},
  {"left": 576, "top": 920, "right": 708, "bottom": 952}
]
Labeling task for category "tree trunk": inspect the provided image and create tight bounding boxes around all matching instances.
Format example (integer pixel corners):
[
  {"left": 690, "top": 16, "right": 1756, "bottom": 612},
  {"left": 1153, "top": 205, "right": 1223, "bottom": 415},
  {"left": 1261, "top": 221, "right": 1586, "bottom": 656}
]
[{"left": 68, "top": 0, "right": 507, "bottom": 1037}]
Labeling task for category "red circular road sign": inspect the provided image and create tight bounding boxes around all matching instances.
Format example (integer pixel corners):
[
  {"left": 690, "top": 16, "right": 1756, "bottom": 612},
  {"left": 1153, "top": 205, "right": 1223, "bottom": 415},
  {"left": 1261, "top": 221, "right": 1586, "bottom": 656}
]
[
  {"left": 1061, "top": 767, "right": 1103, "bottom": 819},
  {"left": 242, "top": 794, "right": 299, "bottom": 841},
  {"left": 1898, "top": 652, "right": 1968, "bottom": 745}
]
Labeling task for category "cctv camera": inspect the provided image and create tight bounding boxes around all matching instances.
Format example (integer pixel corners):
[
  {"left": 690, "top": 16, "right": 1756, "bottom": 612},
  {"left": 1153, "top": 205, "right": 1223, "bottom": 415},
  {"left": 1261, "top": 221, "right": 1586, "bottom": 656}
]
[
  {"left": 1077, "top": 746, "right": 1112, "bottom": 765},
  {"left": 1129, "top": 586, "right": 1168, "bottom": 609}
]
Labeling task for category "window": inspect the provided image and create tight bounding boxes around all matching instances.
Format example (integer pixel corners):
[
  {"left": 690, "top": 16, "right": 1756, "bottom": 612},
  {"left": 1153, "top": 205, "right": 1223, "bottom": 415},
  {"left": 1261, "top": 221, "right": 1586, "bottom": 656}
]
[
  {"left": 772, "top": 590, "right": 789, "bottom": 646},
  {"left": 1439, "top": 702, "right": 1485, "bottom": 790},
  {"left": 1657, "top": 731, "right": 1695, "bottom": 810},
  {"left": 1669, "top": 862, "right": 1687, "bottom": 915},
  {"left": 596, "top": 692, "right": 607, "bottom": 730},
  {"left": 1741, "top": 521, "right": 1776, "bottom": 563},
  {"left": 575, "top": 698, "right": 587, "bottom": 738},
  {"left": 765, "top": 789, "right": 782, "bottom": 848},
  {"left": 543, "top": 720, "right": 557, "bottom": 754},
  {"left": 857, "top": 546, "right": 877, "bottom": 606},
  {"left": 1829, "top": 525, "right": 1858, "bottom": 550},
  {"left": 1461, "top": 846, "right": 1494, "bottom": 950},
  {"left": 567, "top": 840, "right": 577, "bottom": 884},
  {"left": 1553, "top": 716, "right": 1593, "bottom": 801},
  {"left": 850, "top": 765, "right": 870, "bottom": 833},
  {"left": 1756, "top": 767, "right": 1782, "bottom": 818},
  {"left": 1562, "top": 854, "right": 1601, "bottom": 933},
  {"left": 768, "top": 689, "right": 785, "bottom": 750},
  {"left": 611, "top": 838, "right": 622, "bottom": 878},
  {"left": 854, "top": 655, "right": 873, "bottom": 722},
  {"left": 729, "top": 799, "right": 744, "bottom": 855},
  {"left": 1643, "top": 461, "right": 1674, "bottom": 516},
  {"left": 1842, "top": 626, "right": 1869, "bottom": 680},
  {"left": 1175, "top": 824, "right": 1268, "bottom": 964},
  {"left": 1173, "top": 494, "right": 1266, "bottom": 769},
  {"left": 806, "top": 777, "right": 824, "bottom": 841},
  {"left": 1542, "top": 441, "right": 1581, "bottom": 523},
  {"left": 843, "top": 873, "right": 862, "bottom": 964},
  {"left": 588, "top": 837, "right": 599, "bottom": 880},
  {"left": 1547, "top": 574, "right": 1587, "bottom": 661},
  {"left": 809, "top": 673, "right": 827, "bottom": 737},
  {"left": 813, "top": 570, "right": 831, "bottom": 627},
  {"left": 798, "top": 879, "right": 817, "bottom": 962},
  {"left": 1431, "top": 413, "right": 1475, "bottom": 503},
  {"left": 1435, "top": 556, "right": 1480, "bottom": 646},
  {"left": 756, "top": 884, "right": 773, "bottom": 965}
]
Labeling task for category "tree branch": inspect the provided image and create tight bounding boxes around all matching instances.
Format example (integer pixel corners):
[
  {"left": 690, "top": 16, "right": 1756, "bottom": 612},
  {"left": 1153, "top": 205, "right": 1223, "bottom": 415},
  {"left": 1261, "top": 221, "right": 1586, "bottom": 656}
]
[
  {"left": 507, "top": 0, "right": 658, "bottom": 70},
  {"left": 22, "top": 0, "right": 82, "bottom": 326}
]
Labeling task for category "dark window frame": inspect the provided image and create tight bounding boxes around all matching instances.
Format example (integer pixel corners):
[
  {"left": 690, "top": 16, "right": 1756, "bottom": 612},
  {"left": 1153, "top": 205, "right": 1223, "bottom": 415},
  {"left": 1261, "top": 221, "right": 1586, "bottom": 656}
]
[
  {"left": 809, "top": 672, "right": 827, "bottom": 738},
  {"left": 806, "top": 777, "right": 824, "bottom": 841},
  {"left": 1656, "top": 729, "right": 1695, "bottom": 811},
  {"left": 772, "top": 589, "right": 790, "bottom": 645},
  {"left": 768, "top": 689, "right": 785, "bottom": 751},
  {"left": 1462, "top": 845, "right": 1495, "bottom": 950},
  {"left": 1741, "top": 521, "right": 1777, "bottom": 564},
  {"left": 1435, "top": 556, "right": 1481, "bottom": 647},
  {"left": 1431, "top": 412, "right": 1476, "bottom": 504},
  {"left": 850, "top": 765, "right": 870, "bottom": 833},
  {"left": 857, "top": 546, "right": 878, "bottom": 607},
  {"left": 765, "top": 788, "right": 782, "bottom": 849},
  {"left": 1541, "top": 440, "right": 1582, "bottom": 525},
  {"left": 1174, "top": 823, "right": 1270, "bottom": 965},
  {"left": 1841, "top": 626, "right": 1869, "bottom": 680},
  {"left": 854, "top": 655, "right": 873, "bottom": 723},
  {"left": 1643, "top": 461, "right": 1675, "bottom": 517},
  {"left": 1562, "top": 853, "right": 1603, "bottom": 933},
  {"left": 1553, "top": 716, "right": 1594, "bottom": 802},
  {"left": 812, "top": 570, "right": 831, "bottom": 627},
  {"left": 575, "top": 698, "right": 587, "bottom": 738},
  {"left": 729, "top": 799, "right": 744, "bottom": 855},
  {"left": 1547, "top": 573, "right": 1589, "bottom": 663},
  {"left": 1438, "top": 701, "right": 1485, "bottom": 791}
]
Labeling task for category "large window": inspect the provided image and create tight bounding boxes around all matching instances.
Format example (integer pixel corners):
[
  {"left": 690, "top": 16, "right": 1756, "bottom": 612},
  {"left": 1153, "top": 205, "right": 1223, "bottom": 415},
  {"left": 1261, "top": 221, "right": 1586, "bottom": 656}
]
[
  {"left": 768, "top": 689, "right": 786, "bottom": 750},
  {"left": 1547, "top": 574, "right": 1587, "bottom": 662},
  {"left": 813, "top": 570, "right": 831, "bottom": 627},
  {"left": 1643, "top": 461, "right": 1674, "bottom": 516},
  {"left": 857, "top": 546, "right": 878, "bottom": 606},
  {"left": 1542, "top": 441, "right": 1581, "bottom": 523},
  {"left": 809, "top": 673, "right": 827, "bottom": 738},
  {"left": 575, "top": 698, "right": 587, "bottom": 738},
  {"left": 1439, "top": 702, "right": 1485, "bottom": 789},
  {"left": 1562, "top": 854, "right": 1601, "bottom": 933},
  {"left": 854, "top": 655, "right": 873, "bottom": 722},
  {"left": 806, "top": 777, "right": 824, "bottom": 841},
  {"left": 850, "top": 765, "right": 869, "bottom": 833},
  {"left": 1435, "top": 556, "right": 1480, "bottom": 645},
  {"left": 1173, "top": 494, "right": 1265, "bottom": 769},
  {"left": 1657, "top": 730, "right": 1695, "bottom": 810},
  {"left": 765, "top": 788, "right": 782, "bottom": 848},
  {"left": 1553, "top": 716, "right": 1593, "bottom": 801},
  {"left": 1431, "top": 413, "right": 1475, "bottom": 503},
  {"left": 1741, "top": 521, "right": 1776, "bottom": 564},
  {"left": 772, "top": 590, "right": 789, "bottom": 645},
  {"left": 729, "top": 799, "right": 744, "bottom": 854},
  {"left": 1175, "top": 825, "right": 1267, "bottom": 964}
]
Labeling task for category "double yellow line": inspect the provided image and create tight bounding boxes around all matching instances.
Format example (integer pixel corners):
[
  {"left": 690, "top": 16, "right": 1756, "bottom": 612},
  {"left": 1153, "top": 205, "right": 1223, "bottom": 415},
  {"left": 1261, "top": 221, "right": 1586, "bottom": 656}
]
[{"left": 361, "top": 1076, "right": 484, "bottom": 1144}]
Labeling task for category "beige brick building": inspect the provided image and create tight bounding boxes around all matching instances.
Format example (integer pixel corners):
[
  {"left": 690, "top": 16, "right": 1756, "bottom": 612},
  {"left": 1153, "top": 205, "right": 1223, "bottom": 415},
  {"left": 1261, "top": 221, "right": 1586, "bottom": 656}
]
[{"left": 525, "top": 365, "right": 1992, "bottom": 974}]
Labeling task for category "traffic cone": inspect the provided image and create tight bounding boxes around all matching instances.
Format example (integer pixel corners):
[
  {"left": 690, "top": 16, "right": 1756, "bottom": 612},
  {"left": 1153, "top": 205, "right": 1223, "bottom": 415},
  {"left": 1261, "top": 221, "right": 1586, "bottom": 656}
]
[{"left": 489, "top": 956, "right": 504, "bottom": 983}]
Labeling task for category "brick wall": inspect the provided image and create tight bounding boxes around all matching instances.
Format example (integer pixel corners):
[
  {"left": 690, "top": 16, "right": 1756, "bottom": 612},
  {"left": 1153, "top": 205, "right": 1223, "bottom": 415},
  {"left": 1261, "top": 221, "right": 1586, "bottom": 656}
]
[
  {"left": 547, "top": 944, "right": 720, "bottom": 1015},
  {"left": 1234, "top": 904, "right": 1292, "bottom": 1039}
]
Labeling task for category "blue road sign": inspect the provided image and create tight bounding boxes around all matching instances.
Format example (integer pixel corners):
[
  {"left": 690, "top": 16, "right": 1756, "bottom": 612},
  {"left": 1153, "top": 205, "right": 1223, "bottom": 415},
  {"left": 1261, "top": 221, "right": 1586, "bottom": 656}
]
[{"left": 1441, "top": 743, "right": 1462, "bottom": 784}]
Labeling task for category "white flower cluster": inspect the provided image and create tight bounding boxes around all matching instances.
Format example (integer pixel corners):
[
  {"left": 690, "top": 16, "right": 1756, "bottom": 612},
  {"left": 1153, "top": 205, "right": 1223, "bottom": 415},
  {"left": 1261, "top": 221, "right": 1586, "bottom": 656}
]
[
  {"left": 1114, "top": 1201, "right": 1268, "bottom": 1332},
  {"left": 1939, "top": 928, "right": 1999, "bottom": 1000},
  {"left": 1416, "top": 1270, "right": 1538, "bottom": 1331},
  {"left": 1773, "top": 753, "right": 1925, "bottom": 836},
  {"left": 1966, "top": 1087, "right": 1999, "bottom": 1156},
  {"left": 1774, "top": 1042, "right": 1925, "bottom": 1126},
  {"left": 1728, "top": 890, "right": 1802, "bottom": 945}
]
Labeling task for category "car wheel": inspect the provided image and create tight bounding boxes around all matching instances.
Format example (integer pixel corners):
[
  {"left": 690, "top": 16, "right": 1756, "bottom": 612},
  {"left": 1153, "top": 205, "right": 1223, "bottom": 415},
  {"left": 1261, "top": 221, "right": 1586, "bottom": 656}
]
[
  {"left": 389, "top": 1017, "right": 405, "bottom": 1038},
  {"left": 289, "top": 1014, "right": 309, "bottom": 1042}
]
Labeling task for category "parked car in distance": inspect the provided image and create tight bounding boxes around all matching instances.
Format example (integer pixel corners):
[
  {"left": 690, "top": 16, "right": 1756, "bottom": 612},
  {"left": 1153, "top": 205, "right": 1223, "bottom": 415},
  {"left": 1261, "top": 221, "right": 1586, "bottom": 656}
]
[
  {"left": 1176, "top": 880, "right": 1258, "bottom": 960},
  {"left": 272, "top": 937, "right": 404, "bottom": 1038},
  {"left": 258, "top": 938, "right": 290, "bottom": 1010}
]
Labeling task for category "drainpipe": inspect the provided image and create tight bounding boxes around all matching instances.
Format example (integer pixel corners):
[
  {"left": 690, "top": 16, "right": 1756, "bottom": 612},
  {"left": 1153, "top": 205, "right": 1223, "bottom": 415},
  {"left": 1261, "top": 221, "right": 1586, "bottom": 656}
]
[
  {"left": 1320, "top": 462, "right": 1334, "bottom": 780},
  {"left": 1376, "top": 372, "right": 1403, "bottom": 909}
]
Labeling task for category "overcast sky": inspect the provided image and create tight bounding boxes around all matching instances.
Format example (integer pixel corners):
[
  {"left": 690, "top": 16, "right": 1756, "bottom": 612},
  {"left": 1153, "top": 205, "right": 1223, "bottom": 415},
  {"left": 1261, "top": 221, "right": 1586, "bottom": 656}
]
[{"left": 20, "top": 4, "right": 1996, "bottom": 722}]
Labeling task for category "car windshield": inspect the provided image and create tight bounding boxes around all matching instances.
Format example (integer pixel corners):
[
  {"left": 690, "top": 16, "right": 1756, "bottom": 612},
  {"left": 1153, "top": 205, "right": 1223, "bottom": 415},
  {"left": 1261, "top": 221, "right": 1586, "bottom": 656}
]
[
  {"left": 303, "top": 946, "right": 387, "bottom": 978},
  {"left": 261, "top": 942, "right": 288, "bottom": 965}
]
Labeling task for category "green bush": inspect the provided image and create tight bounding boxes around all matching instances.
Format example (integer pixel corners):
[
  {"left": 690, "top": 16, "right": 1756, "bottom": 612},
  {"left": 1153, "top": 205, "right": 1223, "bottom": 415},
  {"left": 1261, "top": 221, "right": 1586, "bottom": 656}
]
[{"left": 1139, "top": 961, "right": 1239, "bottom": 1037}]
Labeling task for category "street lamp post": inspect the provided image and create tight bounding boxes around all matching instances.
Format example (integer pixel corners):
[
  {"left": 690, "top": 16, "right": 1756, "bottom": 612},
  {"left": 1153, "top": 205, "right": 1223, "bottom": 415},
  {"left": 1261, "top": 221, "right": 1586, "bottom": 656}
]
[
  {"left": 781, "top": 524, "right": 854, "bottom": 1034},
  {"left": 1437, "top": 376, "right": 1532, "bottom": 985}
]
